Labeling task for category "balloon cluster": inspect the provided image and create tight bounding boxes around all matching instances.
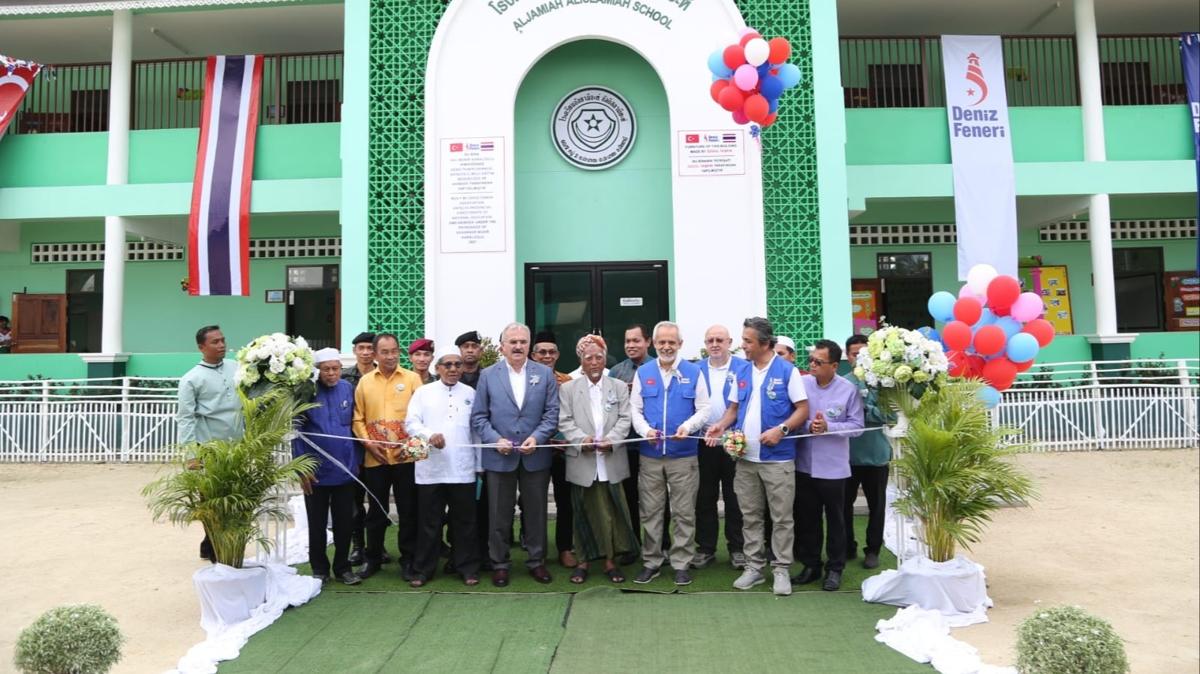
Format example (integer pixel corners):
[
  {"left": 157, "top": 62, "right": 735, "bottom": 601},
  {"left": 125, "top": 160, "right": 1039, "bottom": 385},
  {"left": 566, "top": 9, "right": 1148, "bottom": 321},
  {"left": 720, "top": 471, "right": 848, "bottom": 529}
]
[
  {"left": 925, "top": 264, "right": 1057, "bottom": 407},
  {"left": 706, "top": 28, "right": 802, "bottom": 127}
]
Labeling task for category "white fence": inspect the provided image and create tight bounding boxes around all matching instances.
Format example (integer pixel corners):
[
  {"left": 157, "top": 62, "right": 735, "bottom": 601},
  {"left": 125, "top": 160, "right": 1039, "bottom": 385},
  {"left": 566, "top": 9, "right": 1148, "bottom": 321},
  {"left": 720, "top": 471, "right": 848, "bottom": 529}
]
[{"left": 0, "top": 359, "right": 1197, "bottom": 462}]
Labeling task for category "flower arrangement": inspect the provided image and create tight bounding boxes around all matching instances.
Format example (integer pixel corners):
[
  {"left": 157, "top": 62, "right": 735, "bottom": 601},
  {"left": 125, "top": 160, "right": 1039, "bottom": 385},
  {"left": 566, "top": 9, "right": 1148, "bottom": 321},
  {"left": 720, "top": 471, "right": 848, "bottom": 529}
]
[
  {"left": 14, "top": 604, "right": 125, "bottom": 674},
  {"left": 1016, "top": 605, "right": 1128, "bottom": 674},
  {"left": 234, "top": 333, "right": 316, "bottom": 400},
  {"left": 852, "top": 324, "right": 949, "bottom": 416},
  {"left": 721, "top": 430, "right": 747, "bottom": 459},
  {"left": 398, "top": 436, "right": 430, "bottom": 463}
]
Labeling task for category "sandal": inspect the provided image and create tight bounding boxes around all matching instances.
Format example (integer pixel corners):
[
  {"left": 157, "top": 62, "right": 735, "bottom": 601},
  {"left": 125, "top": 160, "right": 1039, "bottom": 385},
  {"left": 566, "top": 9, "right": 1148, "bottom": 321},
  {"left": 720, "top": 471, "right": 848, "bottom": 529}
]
[
  {"left": 570, "top": 565, "right": 589, "bottom": 584},
  {"left": 409, "top": 577, "right": 427, "bottom": 588},
  {"left": 604, "top": 566, "right": 626, "bottom": 583}
]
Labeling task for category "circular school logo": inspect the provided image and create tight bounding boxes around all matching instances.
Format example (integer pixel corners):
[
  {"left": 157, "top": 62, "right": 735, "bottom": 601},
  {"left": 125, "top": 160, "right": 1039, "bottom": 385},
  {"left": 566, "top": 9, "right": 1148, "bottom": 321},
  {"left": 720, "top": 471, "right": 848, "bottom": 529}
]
[{"left": 551, "top": 86, "right": 636, "bottom": 171}]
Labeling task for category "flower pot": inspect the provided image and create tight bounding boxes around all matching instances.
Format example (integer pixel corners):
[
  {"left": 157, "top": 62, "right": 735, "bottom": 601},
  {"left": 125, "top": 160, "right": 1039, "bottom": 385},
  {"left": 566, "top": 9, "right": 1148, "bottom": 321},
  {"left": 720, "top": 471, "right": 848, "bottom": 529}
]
[
  {"left": 861, "top": 554, "right": 993, "bottom": 627},
  {"left": 193, "top": 563, "right": 269, "bottom": 636}
]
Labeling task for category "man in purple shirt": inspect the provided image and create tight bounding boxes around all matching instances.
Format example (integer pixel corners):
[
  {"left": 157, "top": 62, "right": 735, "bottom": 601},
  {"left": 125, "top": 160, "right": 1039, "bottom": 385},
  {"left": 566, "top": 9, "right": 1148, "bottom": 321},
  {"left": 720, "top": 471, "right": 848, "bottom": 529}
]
[{"left": 792, "top": 339, "right": 864, "bottom": 591}]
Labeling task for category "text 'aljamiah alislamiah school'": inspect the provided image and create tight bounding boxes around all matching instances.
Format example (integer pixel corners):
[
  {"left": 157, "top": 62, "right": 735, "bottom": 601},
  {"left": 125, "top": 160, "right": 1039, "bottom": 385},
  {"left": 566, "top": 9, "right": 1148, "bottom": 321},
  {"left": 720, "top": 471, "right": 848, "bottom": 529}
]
[{"left": 0, "top": 0, "right": 1196, "bottom": 377}]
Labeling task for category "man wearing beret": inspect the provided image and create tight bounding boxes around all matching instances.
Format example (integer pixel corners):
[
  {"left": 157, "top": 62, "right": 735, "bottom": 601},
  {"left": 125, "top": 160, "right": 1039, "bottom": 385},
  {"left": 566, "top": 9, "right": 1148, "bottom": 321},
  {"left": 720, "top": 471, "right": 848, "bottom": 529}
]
[
  {"left": 456, "top": 331, "right": 484, "bottom": 389},
  {"left": 409, "top": 338, "right": 436, "bottom": 385}
]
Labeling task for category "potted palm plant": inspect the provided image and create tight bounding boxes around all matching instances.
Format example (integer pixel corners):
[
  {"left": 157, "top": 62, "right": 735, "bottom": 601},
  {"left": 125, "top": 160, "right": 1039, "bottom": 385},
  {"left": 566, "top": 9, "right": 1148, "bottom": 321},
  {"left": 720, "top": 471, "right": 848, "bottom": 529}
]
[{"left": 144, "top": 388, "right": 317, "bottom": 631}]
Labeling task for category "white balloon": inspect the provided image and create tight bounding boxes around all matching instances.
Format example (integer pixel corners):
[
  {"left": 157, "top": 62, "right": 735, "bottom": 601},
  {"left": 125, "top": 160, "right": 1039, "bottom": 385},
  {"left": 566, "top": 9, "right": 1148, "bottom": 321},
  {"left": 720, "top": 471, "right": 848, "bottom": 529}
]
[
  {"left": 744, "top": 38, "right": 770, "bottom": 66},
  {"left": 966, "top": 263, "right": 999, "bottom": 294}
]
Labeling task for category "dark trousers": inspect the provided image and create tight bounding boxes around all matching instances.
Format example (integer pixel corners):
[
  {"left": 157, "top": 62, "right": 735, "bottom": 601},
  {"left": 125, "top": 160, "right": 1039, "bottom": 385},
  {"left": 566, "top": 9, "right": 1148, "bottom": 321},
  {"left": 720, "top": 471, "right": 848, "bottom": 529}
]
[
  {"left": 304, "top": 482, "right": 357, "bottom": 576},
  {"left": 843, "top": 464, "right": 889, "bottom": 556},
  {"left": 696, "top": 441, "right": 743, "bottom": 555},
  {"left": 486, "top": 466, "right": 550, "bottom": 570},
  {"left": 794, "top": 472, "right": 847, "bottom": 573},
  {"left": 362, "top": 462, "right": 418, "bottom": 567},
  {"left": 352, "top": 482, "right": 367, "bottom": 548},
  {"left": 415, "top": 483, "right": 479, "bottom": 579},
  {"left": 623, "top": 448, "right": 642, "bottom": 542},
  {"left": 551, "top": 452, "right": 574, "bottom": 554}
]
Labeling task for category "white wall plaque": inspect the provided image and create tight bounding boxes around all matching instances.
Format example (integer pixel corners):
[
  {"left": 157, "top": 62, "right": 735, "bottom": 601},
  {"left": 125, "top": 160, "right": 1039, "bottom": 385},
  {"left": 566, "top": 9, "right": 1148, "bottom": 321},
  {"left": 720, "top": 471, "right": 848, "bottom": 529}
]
[
  {"left": 677, "top": 130, "right": 746, "bottom": 176},
  {"left": 439, "top": 137, "right": 505, "bottom": 253}
]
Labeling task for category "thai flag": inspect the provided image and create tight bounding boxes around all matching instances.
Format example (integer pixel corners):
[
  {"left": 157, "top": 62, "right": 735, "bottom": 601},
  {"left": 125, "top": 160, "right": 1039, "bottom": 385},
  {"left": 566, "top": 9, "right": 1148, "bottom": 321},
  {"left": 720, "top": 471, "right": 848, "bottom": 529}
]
[
  {"left": 188, "top": 55, "right": 263, "bottom": 296},
  {"left": 722, "top": 133, "right": 738, "bottom": 143},
  {"left": 481, "top": 141, "right": 495, "bottom": 151}
]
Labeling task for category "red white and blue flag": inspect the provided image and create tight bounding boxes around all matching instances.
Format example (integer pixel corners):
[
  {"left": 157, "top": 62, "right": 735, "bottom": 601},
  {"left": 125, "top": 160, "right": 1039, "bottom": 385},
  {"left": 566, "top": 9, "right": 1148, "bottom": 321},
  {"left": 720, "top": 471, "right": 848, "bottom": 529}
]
[
  {"left": 0, "top": 56, "right": 42, "bottom": 139},
  {"left": 188, "top": 55, "right": 263, "bottom": 296}
]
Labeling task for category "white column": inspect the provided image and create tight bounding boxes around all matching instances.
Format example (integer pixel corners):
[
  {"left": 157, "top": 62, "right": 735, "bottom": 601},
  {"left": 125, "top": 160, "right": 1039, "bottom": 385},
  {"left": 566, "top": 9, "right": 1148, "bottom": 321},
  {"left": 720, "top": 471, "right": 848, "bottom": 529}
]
[
  {"left": 1074, "top": 0, "right": 1118, "bottom": 336},
  {"left": 101, "top": 9, "right": 132, "bottom": 353}
]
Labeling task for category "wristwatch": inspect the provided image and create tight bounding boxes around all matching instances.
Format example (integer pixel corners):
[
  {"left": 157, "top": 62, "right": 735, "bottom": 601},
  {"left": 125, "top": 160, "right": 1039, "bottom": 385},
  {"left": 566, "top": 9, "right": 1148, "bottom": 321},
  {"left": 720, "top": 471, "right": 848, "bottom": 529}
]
[{"left": 778, "top": 424, "right": 790, "bottom": 435}]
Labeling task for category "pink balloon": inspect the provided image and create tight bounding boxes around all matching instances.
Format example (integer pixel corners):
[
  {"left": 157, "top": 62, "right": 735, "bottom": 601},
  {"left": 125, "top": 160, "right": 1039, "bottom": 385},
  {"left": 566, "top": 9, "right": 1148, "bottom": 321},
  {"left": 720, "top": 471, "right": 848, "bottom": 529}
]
[
  {"left": 958, "top": 284, "right": 983, "bottom": 303},
  {"left": 733, "top": 64, "right": 759, "bottom": 91},
  {"left": 1010, "top": 292, "right": 1045, "bottom": 322},
  {"left": 732, "top": 109, "right": 749, "bottom": 124}
]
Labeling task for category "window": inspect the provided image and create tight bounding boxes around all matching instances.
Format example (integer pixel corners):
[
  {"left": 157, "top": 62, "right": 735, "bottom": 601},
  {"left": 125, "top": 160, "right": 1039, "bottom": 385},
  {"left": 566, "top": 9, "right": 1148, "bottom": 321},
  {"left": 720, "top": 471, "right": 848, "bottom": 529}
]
[
  {"left": 1113, "top": 247, "right": 1164, "bottom": 332},
  {"left": 876, "top": 253, "right": 933, "bottom": 330}
]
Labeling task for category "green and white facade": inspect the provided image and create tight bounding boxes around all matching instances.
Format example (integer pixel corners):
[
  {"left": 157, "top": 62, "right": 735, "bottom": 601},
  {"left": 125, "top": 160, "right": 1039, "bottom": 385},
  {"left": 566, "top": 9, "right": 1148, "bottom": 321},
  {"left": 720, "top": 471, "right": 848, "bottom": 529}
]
[{"left": 0, "top": 0, "right": 1196, "bottom": 380}]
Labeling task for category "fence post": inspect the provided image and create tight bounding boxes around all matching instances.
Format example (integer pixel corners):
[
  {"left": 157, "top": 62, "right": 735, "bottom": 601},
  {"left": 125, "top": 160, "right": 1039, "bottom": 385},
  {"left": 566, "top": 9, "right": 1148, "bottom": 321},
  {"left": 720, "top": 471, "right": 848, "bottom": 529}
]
[
  {"left": 1180, "top": 359, "right": 1199, "bottom": 449},
  {"left": 1089, "top": 361, "right": 1106, "bottom": 450},
  {"left": 38, "top": 380, "right": 50, "bottom": 461},
  {"left": 120, "top": 377, "right": 132, "bottom": 461}
]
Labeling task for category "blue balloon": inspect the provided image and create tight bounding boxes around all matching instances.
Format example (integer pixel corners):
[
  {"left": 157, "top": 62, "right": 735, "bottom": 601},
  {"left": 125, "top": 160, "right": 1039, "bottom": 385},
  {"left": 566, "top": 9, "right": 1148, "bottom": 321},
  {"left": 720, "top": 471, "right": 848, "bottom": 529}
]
[
  {"left": 768, "top": 97, "right": 779, "bottom": 113},
  {"left": 917, "top": 326, "right": 943, "bottom": 348},
  {"left": 708, "top": 50, "right": 733, "bottom": 78},
  {"left": 759, "top": 75, "right": 784, "bottom": 101},
  {"left": 926, "top": 291, "right": 956, "bottom": 323},
  {"left": 977, "top": 308, "right": 997, "bottom": 327},
  {"left": 1006, "top": 332, "right": 1039, "bottom": 363},
  {"left": 777, "top": 63, "right": 802, "bottom": 89},
  {"left": 756, "top": 62, "right": 772, "bottom": 77},
  {"left": 977, "top": 385, "right": 1002, "bottom": 409},
  {"left": 996, "top": 316, "right": 1022, "bottom": 339}
]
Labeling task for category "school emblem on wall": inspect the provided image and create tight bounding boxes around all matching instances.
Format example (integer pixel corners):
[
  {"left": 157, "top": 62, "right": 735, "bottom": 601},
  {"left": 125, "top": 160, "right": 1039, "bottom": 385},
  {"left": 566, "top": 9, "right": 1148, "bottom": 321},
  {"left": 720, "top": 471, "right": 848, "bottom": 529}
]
[{"left": 551, "top": 86, "right": 636, "bottom": 171}]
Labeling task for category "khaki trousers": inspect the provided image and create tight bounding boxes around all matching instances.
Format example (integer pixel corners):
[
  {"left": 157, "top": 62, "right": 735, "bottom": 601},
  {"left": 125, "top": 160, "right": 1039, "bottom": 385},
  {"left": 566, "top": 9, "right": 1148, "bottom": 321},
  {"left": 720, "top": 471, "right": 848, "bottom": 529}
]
[
  {"left": 733, "top": 460, "right": 795, "bottom": 571},
  {"left": 638, "top": 455, "right": 699, "bottom": 571}
]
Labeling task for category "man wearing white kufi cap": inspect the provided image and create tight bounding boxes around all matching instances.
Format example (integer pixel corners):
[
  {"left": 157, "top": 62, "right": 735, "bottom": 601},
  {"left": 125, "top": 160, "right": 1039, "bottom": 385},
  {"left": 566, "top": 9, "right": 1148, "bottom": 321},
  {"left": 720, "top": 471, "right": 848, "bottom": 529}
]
[
  {"left": 404, "top": 346, "right": 482, "bottom": 587},
  {"left": 291, "top": 346, "right": 363, "bottom": 585},
  {"left": 774, "top": 336, "right": 797, "bottom": 364}
]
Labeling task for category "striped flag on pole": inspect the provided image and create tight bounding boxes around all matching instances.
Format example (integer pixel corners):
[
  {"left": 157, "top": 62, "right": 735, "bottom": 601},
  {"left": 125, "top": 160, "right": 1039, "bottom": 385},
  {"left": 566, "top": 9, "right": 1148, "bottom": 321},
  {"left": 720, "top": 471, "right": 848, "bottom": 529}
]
[{"left": 188, "top": 55, "right": 263, "bottom": 296}]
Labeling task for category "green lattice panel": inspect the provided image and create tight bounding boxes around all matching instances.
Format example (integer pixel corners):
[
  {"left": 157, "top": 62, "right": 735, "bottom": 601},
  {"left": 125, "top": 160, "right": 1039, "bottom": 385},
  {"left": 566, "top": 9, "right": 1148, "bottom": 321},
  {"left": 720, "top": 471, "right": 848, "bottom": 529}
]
[
  {"left": 368, "top": 0, "right": 822, "bottom": 344},
  {"left": 736, "top": 0, "right": 823, "bottom": 345}
]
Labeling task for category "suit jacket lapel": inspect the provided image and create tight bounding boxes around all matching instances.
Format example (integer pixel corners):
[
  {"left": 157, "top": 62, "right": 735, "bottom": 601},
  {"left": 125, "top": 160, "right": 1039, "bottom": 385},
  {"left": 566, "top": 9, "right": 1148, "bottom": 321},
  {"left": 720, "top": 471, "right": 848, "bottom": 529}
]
[{"left": 601, "top": 378, "right": 619, "bottom": 436}]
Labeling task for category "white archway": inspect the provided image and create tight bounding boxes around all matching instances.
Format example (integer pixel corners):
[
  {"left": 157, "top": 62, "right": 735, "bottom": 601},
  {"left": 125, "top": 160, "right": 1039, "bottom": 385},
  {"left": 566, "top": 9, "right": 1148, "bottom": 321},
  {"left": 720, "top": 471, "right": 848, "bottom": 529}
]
[{"left": 423, "top": 0, "right": 768, "bottom": 351}]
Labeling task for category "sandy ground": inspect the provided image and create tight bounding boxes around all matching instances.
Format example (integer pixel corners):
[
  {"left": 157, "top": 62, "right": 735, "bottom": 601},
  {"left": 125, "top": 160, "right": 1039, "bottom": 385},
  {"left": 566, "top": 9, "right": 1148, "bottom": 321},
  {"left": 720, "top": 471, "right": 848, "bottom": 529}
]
[{"left": 1, "top": 450, "right": 1197, "bottom": 673}]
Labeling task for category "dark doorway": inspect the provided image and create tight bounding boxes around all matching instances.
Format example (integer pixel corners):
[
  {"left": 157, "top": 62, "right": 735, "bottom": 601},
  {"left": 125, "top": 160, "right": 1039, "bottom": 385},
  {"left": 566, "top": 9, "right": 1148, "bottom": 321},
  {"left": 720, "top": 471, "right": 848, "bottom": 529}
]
[
  {"left": 876, "top": 252, "right": 933, "bottom": 330},
  {"left": 525, "top": 261, "right": 669, "bottom": 372},
  {"left": 286, "top": 265, "right": 339, "bottom": 350},
  {"left": 66, "top": 269, "right": 103, "bottom": 353},
  {"left": 1113, "top": 246, "right": 1164, "bottom": 332}
]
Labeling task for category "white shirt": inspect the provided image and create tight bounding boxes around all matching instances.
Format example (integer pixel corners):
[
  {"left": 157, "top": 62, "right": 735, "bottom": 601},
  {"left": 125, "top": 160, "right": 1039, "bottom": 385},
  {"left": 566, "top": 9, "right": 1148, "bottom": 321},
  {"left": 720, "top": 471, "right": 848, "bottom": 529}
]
[
  {"left": 704, "top": 357, "right": 738, "bottom": 426},
  {"left": 506, "top": 359, "right": 527, "bottom": 409},
  {"left": 405, "top": 380, "right": 479, "bottom": 484},
  {"left": 742, "top": 355, "right": 807, "bottom": 463},
  {"left": 630, "top": 358, "right": 712, "bottom": 439},
  {"left": 587, "top": 379, "right": 609, "bottom": 482}
]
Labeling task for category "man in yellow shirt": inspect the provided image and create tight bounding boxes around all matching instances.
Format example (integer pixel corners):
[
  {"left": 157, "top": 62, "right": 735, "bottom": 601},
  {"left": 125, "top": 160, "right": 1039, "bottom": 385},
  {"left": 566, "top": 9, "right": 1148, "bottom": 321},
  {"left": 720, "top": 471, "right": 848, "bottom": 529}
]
[{"left": 353, "top": 333, "right": 424, "bottom": 580}]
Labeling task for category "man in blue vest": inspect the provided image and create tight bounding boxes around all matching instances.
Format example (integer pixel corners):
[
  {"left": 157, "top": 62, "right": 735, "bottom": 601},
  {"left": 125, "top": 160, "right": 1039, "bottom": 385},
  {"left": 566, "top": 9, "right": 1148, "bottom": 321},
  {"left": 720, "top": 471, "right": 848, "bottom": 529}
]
[
  {"left": 629, "top": 321, "right": 714, "bottom": 586},
  {"left": 694, "top": 324, "right": 753, "bottom": 570},
  {"left": 707, "top": 317, "right": 809, "bottom": 596}
]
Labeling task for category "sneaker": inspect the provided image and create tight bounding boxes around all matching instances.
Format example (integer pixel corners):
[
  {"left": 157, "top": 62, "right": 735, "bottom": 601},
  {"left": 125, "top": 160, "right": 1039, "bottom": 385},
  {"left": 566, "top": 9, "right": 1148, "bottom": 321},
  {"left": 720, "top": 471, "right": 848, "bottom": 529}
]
[
  {"left": 732, "top": 568, "right": 764, "bottom": 590},
  {"left": 690, "top": 552, "right": 715, "bottom": 569},
  {"left": 338, "top": 571, "right": 363, "bottom": 586},
  {"left": 674, "top": 569, "right": 692, "bottom": 586},
  {"left": 863, "top": 552, "right": 880, "bottom": 569},
  {"left": 772, "top": 569, "right": 792, "bottom": 596},
  {"left": 730, "top": 551, "right": 747, "bottom": 569},
  {"left": 313, "top": 573, "right": 330, "bottom": 585},
  {"left": 633, "top": 566, "right": 661, "bottom": 584}
]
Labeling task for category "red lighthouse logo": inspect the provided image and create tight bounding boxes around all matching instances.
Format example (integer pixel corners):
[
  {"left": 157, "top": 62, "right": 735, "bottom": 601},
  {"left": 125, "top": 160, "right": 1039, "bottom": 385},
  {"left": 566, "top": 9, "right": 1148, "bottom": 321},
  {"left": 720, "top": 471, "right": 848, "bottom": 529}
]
[{"left": 964, "top": 52, "right": 989, "bottom": 106}]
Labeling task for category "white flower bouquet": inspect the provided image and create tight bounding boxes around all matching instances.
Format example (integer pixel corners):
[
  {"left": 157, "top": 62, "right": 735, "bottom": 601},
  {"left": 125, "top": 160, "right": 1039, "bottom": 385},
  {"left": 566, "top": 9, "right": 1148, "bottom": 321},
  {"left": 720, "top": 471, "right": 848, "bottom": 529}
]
[
  {"left": 235, "top": 333, "right": 316, "bottom": 400},
  {"left": 853, "top": 325, "right": 949, "bottom": 417}
]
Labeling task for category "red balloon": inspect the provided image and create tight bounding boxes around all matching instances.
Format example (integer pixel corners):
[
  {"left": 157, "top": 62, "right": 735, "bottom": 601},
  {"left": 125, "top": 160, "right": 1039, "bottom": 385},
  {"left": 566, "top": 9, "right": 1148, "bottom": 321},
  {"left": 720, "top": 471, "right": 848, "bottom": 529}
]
[
  {"left": 965, "top": 355, "right": 986, "bottom": 378},
  {"left": 767, "top": 37, "right": 791, "bottom": 64},
  {"left": 1022, "top": 318, "right": 1056, "bottom": 348},
  {"left": 761, "top": 112, "right": 778, "bottom": 128},
  {"left": 953, "top": 297, "right": 983, "bottom": 325},
  {"left": 986, "top": 275, "right": 1021, "bottom": 311},
  {"left": 710, "top": 79, "right": 730, "bottom": 104},
  {"left": 739, "top": 32, "right": 762, "bottom": 47},
  {"left": 717, "top": 86, "right": 745, "bottom": 112},
  {"left": 723, "top": 44, "right": 747, "bottom": 70},
  {"left": 947, "top": 350, "right": 968, "bottom": 377},
  {"left": 743, "top": 94, "right": 769, "bottom": 124},
  {"left": 982, "top": 357, "right": 1018, "bottom": 391},
  {"left": 973, "top": 325, "right": 1006, "bottom": 356},
  {"left": 992, "top": 303, "right": 1010, "bottom": 317},
  {"left": 1014, "top": 359, "right": 1034, "bottom": 372},
  {"left": 942, "top": 321, "right": 972, "bottom": 351}
]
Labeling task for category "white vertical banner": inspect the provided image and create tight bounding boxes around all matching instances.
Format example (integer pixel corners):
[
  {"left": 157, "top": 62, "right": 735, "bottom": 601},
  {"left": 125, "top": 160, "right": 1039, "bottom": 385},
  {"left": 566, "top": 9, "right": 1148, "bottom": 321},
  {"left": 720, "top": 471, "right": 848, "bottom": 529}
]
[{"left": 942, "top": 35, "right": 1018, "bottom": 280}]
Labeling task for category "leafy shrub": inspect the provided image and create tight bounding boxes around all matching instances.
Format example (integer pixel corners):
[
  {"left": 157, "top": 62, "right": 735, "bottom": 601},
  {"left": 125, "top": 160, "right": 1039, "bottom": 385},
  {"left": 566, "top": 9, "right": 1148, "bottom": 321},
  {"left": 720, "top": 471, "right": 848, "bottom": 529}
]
[
  {"left": 14, "top": 604, "right": 124, "bottom": 674},
  {"left": 1017, "top": 605, "right": 1128, "bottom": 674}
]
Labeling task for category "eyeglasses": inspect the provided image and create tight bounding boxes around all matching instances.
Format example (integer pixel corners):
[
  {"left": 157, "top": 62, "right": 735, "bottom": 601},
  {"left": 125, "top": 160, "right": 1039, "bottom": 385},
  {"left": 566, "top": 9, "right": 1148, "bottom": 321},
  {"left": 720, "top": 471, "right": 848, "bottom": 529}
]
[
  {"left": 439, "top": 361, "right": 464, "bottom": 369},
  {"left": 807, "top": 357, "right": 834, "bottom": 366},
  {"left": 534, "top": 348, "right": 558, "bottom": 356}
]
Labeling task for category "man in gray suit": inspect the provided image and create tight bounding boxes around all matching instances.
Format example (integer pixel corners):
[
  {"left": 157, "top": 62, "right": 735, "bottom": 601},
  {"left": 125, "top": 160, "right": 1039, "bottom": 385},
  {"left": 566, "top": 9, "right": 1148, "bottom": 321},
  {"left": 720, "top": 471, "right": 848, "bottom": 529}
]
[{"left": 470, "top": 322, "right": 561, "bottom": 587}]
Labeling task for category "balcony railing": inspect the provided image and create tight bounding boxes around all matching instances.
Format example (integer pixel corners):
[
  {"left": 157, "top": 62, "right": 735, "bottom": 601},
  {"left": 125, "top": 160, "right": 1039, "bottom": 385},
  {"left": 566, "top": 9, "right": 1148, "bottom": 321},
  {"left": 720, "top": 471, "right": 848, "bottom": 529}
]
[
  {"left": 841, "top": 34, "right": 1188, "bottom": 108},
  {"left": 8, "top": 51, "right": 343, "bottom": 135}
]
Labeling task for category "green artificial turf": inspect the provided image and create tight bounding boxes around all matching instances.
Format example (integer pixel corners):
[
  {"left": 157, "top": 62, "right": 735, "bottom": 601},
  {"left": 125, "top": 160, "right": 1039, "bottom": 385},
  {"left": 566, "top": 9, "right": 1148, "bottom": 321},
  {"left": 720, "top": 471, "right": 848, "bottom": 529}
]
[{"left": 295, "top": 515, "right": 894, "bottom": 595}]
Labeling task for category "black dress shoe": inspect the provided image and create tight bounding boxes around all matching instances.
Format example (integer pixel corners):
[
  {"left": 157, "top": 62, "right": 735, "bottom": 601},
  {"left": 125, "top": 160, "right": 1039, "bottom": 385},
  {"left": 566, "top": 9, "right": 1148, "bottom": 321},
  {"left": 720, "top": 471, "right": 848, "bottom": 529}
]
[
  {"left": 338, "top": 571, "right": 362, "bottom": 586},
  {"left": 863, "top": 552, "right": 880, "bottom": 569},
  {"left": 790, "top": 566, "right": 822, "bottom": 585},
  {"left": 492, "top": 569, "right": 510, "bottom": 587},
  {"left": 357, "top": 562, "right": 382, "bottom": 579},
  {"left": 530, "top": 565, "right": 553, "bottom": 584},
  {"left": 348, "top": 546, "right": 364, "bottom": 566},
  {"left": 313, "top": 573, "right": 330, "bottom": 584},
  {"left": 822, "top": 570, "right": 843, "bottom": 591}
]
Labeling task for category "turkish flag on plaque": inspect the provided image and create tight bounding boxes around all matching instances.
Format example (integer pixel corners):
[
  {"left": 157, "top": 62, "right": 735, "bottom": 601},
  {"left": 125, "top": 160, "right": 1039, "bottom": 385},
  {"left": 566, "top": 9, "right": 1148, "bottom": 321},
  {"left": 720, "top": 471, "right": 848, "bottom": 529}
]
[{"left": 0, "top": 58, "right": 43, "bottom": 138}]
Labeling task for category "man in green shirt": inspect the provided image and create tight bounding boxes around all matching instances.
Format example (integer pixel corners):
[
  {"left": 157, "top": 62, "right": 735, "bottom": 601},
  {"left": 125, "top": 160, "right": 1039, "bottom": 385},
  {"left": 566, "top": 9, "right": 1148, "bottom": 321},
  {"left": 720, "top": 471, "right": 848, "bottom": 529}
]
[
  {"left": 841, "top": 334, "right": 891, "bottom": 570},
  {"left": 177, "top": 325, "right": 243, "bottom": 561}
]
